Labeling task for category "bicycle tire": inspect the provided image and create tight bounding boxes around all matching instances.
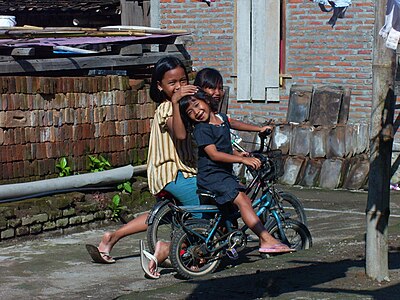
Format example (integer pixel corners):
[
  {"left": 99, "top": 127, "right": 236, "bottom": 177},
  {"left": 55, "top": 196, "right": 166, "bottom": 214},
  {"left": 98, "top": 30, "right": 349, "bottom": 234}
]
[
  {"left": 259, "top": 191, "right": 307, "bottom": 227},
  {"left": 278, "top": 191, "right": 307, "bottom": 226},
  {"left": 170, "top": 223, "right": 222, "bottom": 279},
  {"left": 266, "top": 219, "right": 312, "bottom": 250},
  {"left": 146, "top": 204, "right": 174, "bottom": 253},
  {"left": 147, "top": 205, "right": 210, "bottom": 253}
]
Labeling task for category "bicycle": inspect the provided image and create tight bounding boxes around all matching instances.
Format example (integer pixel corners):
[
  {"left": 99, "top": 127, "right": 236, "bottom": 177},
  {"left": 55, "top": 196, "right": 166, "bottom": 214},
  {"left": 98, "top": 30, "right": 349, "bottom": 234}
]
[
  {"left": 146, "top": 130, "right": 307, "bottom": 253},
  {"left": 167, "top": 153, "right": 312, "bottom": 279}
]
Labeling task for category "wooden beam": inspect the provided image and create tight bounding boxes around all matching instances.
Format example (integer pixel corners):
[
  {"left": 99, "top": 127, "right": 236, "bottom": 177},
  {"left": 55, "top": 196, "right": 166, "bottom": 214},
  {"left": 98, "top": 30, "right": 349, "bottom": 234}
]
[{"left": 0, "top": 52, "right": 188, "bottom": 75}]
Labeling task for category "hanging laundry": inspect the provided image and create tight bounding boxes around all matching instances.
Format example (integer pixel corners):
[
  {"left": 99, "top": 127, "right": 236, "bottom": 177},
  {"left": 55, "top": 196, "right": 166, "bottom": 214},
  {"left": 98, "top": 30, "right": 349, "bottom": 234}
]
[
  {"left": 201, "top": 0, "right": 215, "bottom": 7},
  {"left": 312, "top": 0, "right": 352, "bottom": 27},
  {"left": 379, "top": 0, "right": 400, "bottom": 50}
]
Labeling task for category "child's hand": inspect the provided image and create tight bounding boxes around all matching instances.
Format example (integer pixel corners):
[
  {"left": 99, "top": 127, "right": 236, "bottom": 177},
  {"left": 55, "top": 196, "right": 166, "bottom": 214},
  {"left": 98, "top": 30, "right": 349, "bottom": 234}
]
[
  {"left": 171, "top": 85, "right": 198, "bottom": 104},
  {"left": 259, "top": 125, "right": 273, "bottom": 134},
  {"left": 239, "top": 151, "right": 250, "bottom": 157},
  {"left": 242, "top": 156, "right": 261, "bottom": 170}
]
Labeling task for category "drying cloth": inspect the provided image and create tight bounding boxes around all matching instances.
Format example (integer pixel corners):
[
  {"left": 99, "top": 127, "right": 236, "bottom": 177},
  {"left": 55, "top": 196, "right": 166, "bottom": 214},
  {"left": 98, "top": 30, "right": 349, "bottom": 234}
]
[
  {"left": 312, "top": 0, "right": 352, "bottom": 27},
  {"left": 379, "top": 0, "right": 400, "bottom": 50}
]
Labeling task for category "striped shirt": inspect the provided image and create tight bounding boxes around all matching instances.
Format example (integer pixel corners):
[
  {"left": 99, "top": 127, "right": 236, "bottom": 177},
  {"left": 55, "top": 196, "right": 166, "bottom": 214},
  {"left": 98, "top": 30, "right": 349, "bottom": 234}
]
[{"left": 147, "top": 101, "right": 197, "bottom": 195}]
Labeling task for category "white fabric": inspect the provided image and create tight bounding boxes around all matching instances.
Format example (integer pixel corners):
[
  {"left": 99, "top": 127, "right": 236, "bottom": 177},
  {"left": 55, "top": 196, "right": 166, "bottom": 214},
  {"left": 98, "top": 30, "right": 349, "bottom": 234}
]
[{"left": 379, "top": 0, "right": 400, "bottom": 50}]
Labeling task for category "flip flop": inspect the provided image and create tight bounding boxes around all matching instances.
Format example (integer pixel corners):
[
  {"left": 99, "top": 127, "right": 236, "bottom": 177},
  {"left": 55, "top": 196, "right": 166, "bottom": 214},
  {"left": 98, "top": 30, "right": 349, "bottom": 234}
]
[
  {"left": 85, "top": 244, "right": 115, "bottom": 264},
  {"left": 139, "top": 240, "right": 160, "bottom": 279},
  {"left": 259, "top": 243, "right": 296, "bottom": 254}
]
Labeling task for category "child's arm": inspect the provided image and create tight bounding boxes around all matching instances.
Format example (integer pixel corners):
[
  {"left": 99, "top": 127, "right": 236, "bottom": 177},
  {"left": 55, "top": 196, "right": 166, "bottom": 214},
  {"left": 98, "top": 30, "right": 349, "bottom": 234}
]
[
  {"left": 230, "top": 118, "right": 272, "bottom": 134},
  {"left": 167, "top": 85, "right": 198, "bottom": 139},
  {"left": 204, "top": 144, "right": 261, "bottom": 169}
]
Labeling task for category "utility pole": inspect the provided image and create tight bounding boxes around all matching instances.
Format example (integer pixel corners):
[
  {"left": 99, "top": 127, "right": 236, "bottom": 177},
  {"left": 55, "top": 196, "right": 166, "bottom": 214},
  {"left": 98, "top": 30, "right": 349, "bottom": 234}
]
[{"left": 366, "top": 0, "right": 396, "bottom": 281}]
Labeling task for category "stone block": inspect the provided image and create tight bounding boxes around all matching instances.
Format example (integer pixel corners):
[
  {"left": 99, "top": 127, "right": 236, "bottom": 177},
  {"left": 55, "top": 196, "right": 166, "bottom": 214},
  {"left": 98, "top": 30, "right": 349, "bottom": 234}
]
[
  {"left": 43, "top": 221, "right": 56, "bottom": 231},
  {"left": 35, "top": 213, "right": 48, "bottom": 223},
  {"left": 338, "top": 87, "right": 351, "bottom": 124},
  {"left": 309, "top": 86, "right": 343, "bottom": 126},
  {"left": 0, "top": 216, "right": 7, "bottom": 230},
  {"left": 16, "top": 226, "right": 29, "bottom": 236},
  {"left": 1, "top": 228, "right": 15, "bottom": 239},
  {"left": 63, "top": 208, "right": 76, "bottom": 217},
  {"left": 345, "top": 124, "right": 357, "bottom": 157},
  {"left": 319, "top": 158, "right": 344, "bottom": 189},
  {"left": 289, "top": 125, "right": 312, "bottom": 156},
  {"left": 343, "top": 158, "right": 370, "bottom": 190},
  {"left": 30, "top": 224, "right": 42, "bottom": 235},
  {"left": 299, "top": 159, "right": 323, "bottom": 187},
  {"left": 286, "top": 84, "right": 313, "bottom": 123},
  {"left": 271, "top": 124, "right": 291, "bottom": 154},
  {"left": 327, "top": 125, "right": 346, "bottom": 158},
  {"left": 356, "top": 123, "right": 369, "bottom": 154},
  {"left": 310, "top": 126, "right": 329, "bottom": 158},
  {"left": 94, "top": 211, "right": 106, "bottom": 220},
  {"left": 279, "top": 156, "right": 305, "bottom": 185},
  {"left": 8, "top": 218, "right": 22, "bottom": 228},
  {"left": 69, "top": 216, "right": 82, "bottom": 225},
  {"left": 81, "top": 214, "right": 95, "bottom": 223},
  {"left": 56, "top": 218, "right": 69, "bottom": 228}
]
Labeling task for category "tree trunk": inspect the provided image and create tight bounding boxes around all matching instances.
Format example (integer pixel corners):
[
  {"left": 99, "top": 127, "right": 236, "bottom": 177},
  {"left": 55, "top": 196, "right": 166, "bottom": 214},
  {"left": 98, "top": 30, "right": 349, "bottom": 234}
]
[{"left": 366, "top": 0, "right": 396, "bottom": 281}]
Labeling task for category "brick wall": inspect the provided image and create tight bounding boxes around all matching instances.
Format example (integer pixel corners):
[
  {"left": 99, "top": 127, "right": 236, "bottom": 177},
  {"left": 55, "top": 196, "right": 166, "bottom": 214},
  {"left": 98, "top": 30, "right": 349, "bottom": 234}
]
[
  {"left": 160, "top": 0, "right": 236, "bottom": 96},
  {"left": 286, "top": 1, "right": 374, "bottom": 121},
  {"left": 160, "top": 1, "right": 375, "bottom": 124},
  {"left": 0, "top": 76, "right": 155, "bottom": 184}
]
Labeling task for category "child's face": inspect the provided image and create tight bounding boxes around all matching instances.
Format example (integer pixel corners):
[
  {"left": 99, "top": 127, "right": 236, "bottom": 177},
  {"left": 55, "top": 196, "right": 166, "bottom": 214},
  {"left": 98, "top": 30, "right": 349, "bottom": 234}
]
[
  {"left": 185, "top": 99, "right": 211, "bottom": 123},
  {"left": 203, "top": 84, "right": 224, "bottom": 102},
  {"left": 158, "top": 67, "right": 188, "bottom": 100}
]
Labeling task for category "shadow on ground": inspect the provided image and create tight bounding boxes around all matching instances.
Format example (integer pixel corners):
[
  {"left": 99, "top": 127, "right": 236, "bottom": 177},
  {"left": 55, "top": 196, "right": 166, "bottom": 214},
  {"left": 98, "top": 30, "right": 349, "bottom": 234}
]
[{"left": 187, "top": 251, "right": 400, "bottom": 299}]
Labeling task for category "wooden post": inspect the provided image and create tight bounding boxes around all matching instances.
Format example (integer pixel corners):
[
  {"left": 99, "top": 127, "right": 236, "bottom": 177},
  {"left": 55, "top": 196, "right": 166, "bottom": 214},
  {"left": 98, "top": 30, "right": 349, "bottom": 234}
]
[{"left": 366, "top": 0, "right": 396, "bottom": 281}]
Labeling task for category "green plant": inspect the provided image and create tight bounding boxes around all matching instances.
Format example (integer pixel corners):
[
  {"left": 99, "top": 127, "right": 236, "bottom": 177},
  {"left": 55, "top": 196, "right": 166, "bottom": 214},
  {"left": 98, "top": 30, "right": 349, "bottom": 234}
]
[
  {"left": 88, "top": 155, "right": 112, "bottom": 172},
  {"left": 108, "top": 194, "right": 127, "bottom": 221},
  {"left": 56, "top": 157, "right": 71, "bottom": 177},
  {"left": 117, "top": 181, "right": 132, "bottom": 194}
]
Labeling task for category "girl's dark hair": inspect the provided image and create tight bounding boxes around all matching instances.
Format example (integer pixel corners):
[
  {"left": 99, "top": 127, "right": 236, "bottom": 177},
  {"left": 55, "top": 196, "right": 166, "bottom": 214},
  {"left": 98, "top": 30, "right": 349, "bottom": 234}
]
[
  {"left": 193, "top": 67, "right": 223, "bottom": 90},
  {"left": 149, "top": 56, "right": 189, "bottom": 103},
  {"left": 179, "top": 89, "right": 214, "bottom": 131}
]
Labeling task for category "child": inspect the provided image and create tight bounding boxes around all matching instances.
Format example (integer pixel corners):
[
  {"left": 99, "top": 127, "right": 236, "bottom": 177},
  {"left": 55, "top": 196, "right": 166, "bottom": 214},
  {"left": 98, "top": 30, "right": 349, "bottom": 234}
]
[
  {"left": 194, "top": 67, "right": 272, "bottom": 134},
  {"left": 179, "top": 90, "right": 295, "bottom": 254},
  {"left": 86, "top": 56, "right": 200, "bottom": 279}
]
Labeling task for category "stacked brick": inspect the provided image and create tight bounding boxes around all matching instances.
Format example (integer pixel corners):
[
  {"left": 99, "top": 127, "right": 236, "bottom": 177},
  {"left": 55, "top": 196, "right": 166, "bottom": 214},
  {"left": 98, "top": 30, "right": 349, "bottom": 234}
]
[{"left": 0, "top": 75, "right": 156, "bottom": 184}]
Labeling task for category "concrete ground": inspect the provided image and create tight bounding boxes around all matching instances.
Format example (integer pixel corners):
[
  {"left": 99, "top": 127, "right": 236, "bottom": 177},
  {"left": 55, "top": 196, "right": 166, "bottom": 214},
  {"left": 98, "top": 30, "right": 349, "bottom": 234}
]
[{"left": 1, "top": 186, "right": 400, "bottom": 300}]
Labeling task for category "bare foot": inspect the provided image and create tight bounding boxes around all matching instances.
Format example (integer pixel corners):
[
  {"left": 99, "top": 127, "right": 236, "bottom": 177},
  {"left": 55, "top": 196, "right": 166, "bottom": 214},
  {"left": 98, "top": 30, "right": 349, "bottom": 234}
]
[
  {"left": 98, "top": 232, "right": 115, "bottom": 254},
  {"left": 148, "top": 241, "right": 170, "bottom": 277}
]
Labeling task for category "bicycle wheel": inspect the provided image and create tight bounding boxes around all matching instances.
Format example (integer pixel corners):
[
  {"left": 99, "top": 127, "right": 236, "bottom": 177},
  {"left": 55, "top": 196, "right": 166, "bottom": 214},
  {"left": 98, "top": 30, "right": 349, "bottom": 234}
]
[
  {"left": 146, "top": 204, "right": 175, "bottom": 253},
  {"left": 259, "top": 191, "right": 307, "bottom": 227},
  {"left": 277, "top": 191, "right": 307, "bottom": 226},
  {"left": 170, "top": 223, "right": 222, "bottom": 279},
  {"left": 266, "top": 219, "right": 312, "bottom": 250}
]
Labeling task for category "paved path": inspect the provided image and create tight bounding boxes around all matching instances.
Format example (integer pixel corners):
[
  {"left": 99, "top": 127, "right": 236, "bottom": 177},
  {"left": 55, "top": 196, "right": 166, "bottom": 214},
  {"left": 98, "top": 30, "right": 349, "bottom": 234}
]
[{"left": 1, "top": 186, "right": 400, "bottom": 299}]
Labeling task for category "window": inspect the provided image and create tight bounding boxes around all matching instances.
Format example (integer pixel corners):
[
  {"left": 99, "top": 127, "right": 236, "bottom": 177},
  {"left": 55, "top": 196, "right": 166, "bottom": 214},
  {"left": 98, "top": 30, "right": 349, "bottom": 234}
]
[{"left": 237, "top": 0, "right": 281, "bottom": 102}]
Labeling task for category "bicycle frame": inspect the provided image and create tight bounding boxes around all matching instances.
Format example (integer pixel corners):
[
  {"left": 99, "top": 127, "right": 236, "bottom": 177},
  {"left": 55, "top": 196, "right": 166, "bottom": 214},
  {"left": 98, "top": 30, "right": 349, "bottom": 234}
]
[{"left": 170, "top": 185, "right": 290, "bottom": 256}]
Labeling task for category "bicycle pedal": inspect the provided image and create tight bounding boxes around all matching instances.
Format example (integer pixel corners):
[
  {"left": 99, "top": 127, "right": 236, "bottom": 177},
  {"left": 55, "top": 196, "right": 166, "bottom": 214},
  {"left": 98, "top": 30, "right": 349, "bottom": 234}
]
[{"left": 226, "top": 248, "right": 239, "bottom": 260}]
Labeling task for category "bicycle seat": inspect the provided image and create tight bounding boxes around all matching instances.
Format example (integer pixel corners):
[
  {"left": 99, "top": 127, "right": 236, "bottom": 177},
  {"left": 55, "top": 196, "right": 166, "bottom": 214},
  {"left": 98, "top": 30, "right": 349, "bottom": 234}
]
[{"left": 197, "top": 188, "right": 217, "bottom": 204}]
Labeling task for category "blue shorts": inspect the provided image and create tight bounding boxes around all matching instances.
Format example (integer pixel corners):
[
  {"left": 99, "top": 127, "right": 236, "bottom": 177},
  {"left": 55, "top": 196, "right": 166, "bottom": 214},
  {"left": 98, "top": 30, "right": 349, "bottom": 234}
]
[{"left": 164, "top": 172, "right": 200, "bottom": 218}]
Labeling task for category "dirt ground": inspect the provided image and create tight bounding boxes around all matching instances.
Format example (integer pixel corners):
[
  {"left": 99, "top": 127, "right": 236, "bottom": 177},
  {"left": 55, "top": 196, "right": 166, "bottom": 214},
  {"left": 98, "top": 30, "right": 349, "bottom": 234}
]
[{"left": 1, "top": 186, "right": 399, "bottom": 300}]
